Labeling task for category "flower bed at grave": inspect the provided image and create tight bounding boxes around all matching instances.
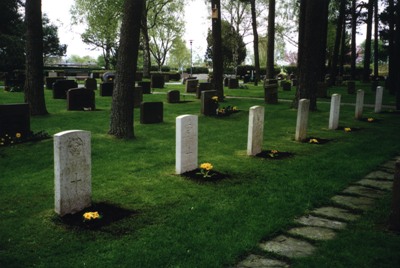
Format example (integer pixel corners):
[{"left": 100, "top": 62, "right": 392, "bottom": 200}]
[
  {"left": 305, "top": 137, "right": 332, "bottom": 145},
  {"left": 181, "top": 163, "right": 228, "bottom": 183},
  {"left": 0, "top": 131, "right": 50, "bottom": 147},
  {"left": 255, "top": 150, "right": 294, "bottom": 160}
]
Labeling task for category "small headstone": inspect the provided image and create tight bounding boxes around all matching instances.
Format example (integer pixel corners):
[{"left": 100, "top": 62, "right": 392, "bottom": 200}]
[
  {"left": 264, "top": 79, "right": 278, "bottom": 104},
  {"left": 140, "top": 102, "right": 163, "bottom": 124},
  {"left": 151, "top": 74, "right": 165, "bottom": 88},
  {"left": 374, "top": 86, "right": 383, "bottom": 113},
  {"left": 355, "top": 89, "right": 364, "bottom": 120},
  {"left": 84, "top": 78, "right": 97, "bottom": 90},
  {"left": 347, "top": 81, "right": 355, "bottom": 94},
  {"left": 45, "top": 77, "right": 65, "bottom": 89},
  {"left": 328, "top": 94, "right": 341, "bottom": 130},
  {"left": 48, "top": 71, "right": 58, "bottom": 77},
  {"left": 53, "top": 80, "right": 78, "bottom": 99},
  {"left": 281, "top": 81, "right": 291, "bottom": 91},
  {"left": 167, "top": 90, "right": 180, "bottom": 103},
  {"left": 185, "top": 79, "right": 198, "bottom": 93},
  {"left": 100, "top": 82, "right": 114, "bottom": 96},
  {"left": 54, "top": 130, "right": 91, "bottom": 216},
  {"left": 175, "top": 115, "right": 198, "bottom": 174},
  {"left": 201, "top": 90, "right": 218, "bottom": 116},
  {"left": 133, "top": 86, "right": 143, "bottom": 108},
  {"left": 228, "top": 78, "right": 239, "bottom": 89},
  {"left": 224, "top": 77, "right": 229, "bottom": 87},
  {"left": 0, "top": 103, "right": 30, "bottom": 137},
  {"left": 196, "top": 82, "right": 212, "bottom": 99},
  {"left": 295, "top": 99, "right": 310, "bottom": 142},
  {"left": 67, "top": 88, "right": 95, "bottom": 111},
  {"left": 102, "top": 71, "right": 115, "bottom": 82},
  {"left": 138, "top": 81, "right": 151, "bottom": 94},
  {"left": 247, "top": 106, "right": 265, "bottom": 156}
]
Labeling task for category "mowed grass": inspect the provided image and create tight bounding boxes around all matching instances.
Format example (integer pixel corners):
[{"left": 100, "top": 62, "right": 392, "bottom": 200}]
[{"left": 0, "top": 82, "right": 399, "bottom": 267}]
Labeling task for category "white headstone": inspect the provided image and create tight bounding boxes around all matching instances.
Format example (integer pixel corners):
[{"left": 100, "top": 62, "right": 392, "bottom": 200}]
[
  {"left": 48, "top": 71, "right": 57, "bottom": 77},
  {"left": 355, "top": 90, "right": 364, "bottom": 119},
  {"left": 247, "top": 106, "right": 265, "bottom": 156},
  {"left": 54, "top": 130, "right": 91, "bottom": 216},
  {"left": 374, "top": 86, "right": 383, "bottom": 113},
  {"left": 295, "top": 99, "right": 310, "bottom": 142},
  {"left": 176, "top": 115, "right": 198, "bottom": 174},
  {"left": 329, "top": 94, "right": 341, "bottom": 130}
]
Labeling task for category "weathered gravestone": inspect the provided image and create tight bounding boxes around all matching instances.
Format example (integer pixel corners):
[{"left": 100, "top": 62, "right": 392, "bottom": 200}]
[
  {"left": 196, "top": 82, "right": 212, "bottom": 99},
  {"left": 53, "top": 80, "right": 78, "bottom": 99},
  {"left": 167, "top": 90, "right": 180, "bottom": 103},
  {"left": 138, "top": 81, "right": 151, "bottom": 94},
  {"left": 347, "top": 81, "right": 355, "bottom": 94},
  {"left": 295, "top": 99, "right": 310, "bottom": 142},
  {"left": 133, "top": 86, "right": 143, "bottom": 108},
  {"left": 46, "top": 77, "right": 65, "bottom": 89},
  {"left": 355, "top": 90, "right": 365, "bottom": 120},
  {"left": 48, "top": 71, "right": 58, "bottom": 77},
  {"left": 176, "top": 115, "right": 198, "bottom": 174},
  {"left": 281, "top": 81, "right": 291, "bottom": 91},
  {"left": 140, "top": 102, "right": 163, "bottom": 124},
  {"left": 247, "top": 106, "right": 265, "bottom": 156},
  {"left": 228, "top": 78, "right": 239, "bottom": 89},
  {"left": 201, "top": 90, "right": 218, "bottom": 116},
  {"left": 100, "top": 82, "right": 113, "bottom": 96},
  {"left": 328, "top": 94, "right": 341, "bottom": 130},
  {"left": 0, "top": 103, "right": 30, "bottom": 137},
  {"left": 67, "top": 88, "right": 95, "bottom": 111},
  {"left": 264, "top": 79, "right": 278, "bottom": 104},
  {"left": 374, "top": 86, "right": 383, "bottom": 113},
  {"left": 151, "top": 74, "right": 165, "bottom": 88},
  {"left": 54, "top": 130, "right": 91, "bottom": 216},
  {"left": 84, "top": 78, "right": 97, "bottom": 91},
  {"left": 185, "top": 79, "right": 199, "bottom": 93}
]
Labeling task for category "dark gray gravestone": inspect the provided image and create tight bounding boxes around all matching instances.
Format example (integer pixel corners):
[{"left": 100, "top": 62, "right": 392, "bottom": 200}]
[
  {"left": 102, "top": 71, "right": 115, "bottom": 82},
  {"left": 264, "top": 79, "right": 278, "bottom": 104},
  {"left": 185, "top": 79, "right": 198, "bottom": 93},
  {"left": 196, "top": 82, "right": 212, "bottom": 99},
  {"left": 100, "top": 82, "right": 113, "bottom": 96},
  {"left": 201, "top": 90, "right": 218, "bottom": 116},
  {"left": 138, "top": 81, "right": 151, "bottom": 94},
  {"left": 224, "top": 77, "right": 229, "bottom": 87},
  {"left": 53, "top": 80, "right": 78, "bottom": 99},
  {"left": 0, "top": 103, "right": 30, "bottom": 137},
  {"left": 347, "top": 81, "right": 355, "bottom": 94},
  {"left": 84, "top": 78, "right": 97, "bottom": 90},
  {"left": 133, "top": 86, "right": 143, "bottom": 108},
  {"left": 228, "top": 78, "right": 239, "bottom": 89},
  {"left": 281, "top": 81, "right": 291, "bottom": 91},
  {"left": 140, "top": 102, "right": 163, "bottom": 124},
  {"left": 46, "top": 77, "right": 65, "bottom": 89},
  {"left": 167, "top": 90, "right": 180, "bottom": 103},
  {"left": 151, "top": 74, "right": 165, "bottom": 88},
  {"left": 67, "top": 88, "right": 95, "bottom": 111}
]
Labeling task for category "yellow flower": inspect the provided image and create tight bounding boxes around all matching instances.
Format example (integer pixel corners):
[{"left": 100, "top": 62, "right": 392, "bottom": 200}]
[
  {"left": 233, "top": 106, "right": 238, "bottom": 111},
  {"left": 83, "top": 211, "right": 101, "bottom": 221},
  {"left": 200, "top": 163, "right": 213, "bottom": 171},
  {"left": 367, "top": 118, "right": 374, "bottom": 122},
  {"left": 344, "top": 127, "right": 352, "bottom": 132},
  {"left": 15, "top": 133, "right": 21, "bottom": 138},
  {"left": 211, "top": 96, "right": 218, "bottom": 102},
  {"left": 271, "top": 150, "right": 278, "bottom": 154},
  {"left": 309, "top": 138, "right": 319, "bottom": 144}
]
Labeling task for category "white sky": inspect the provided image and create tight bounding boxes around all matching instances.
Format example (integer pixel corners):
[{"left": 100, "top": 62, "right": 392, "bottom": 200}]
[{"left": 41, "top": 0, "right": 210, "bottom": 61}]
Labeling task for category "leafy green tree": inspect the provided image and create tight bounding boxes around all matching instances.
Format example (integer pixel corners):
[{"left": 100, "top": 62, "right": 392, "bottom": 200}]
[
  {"left": 167, "top": 37, "right": 190, "bottom": 70},
  {"left": 206, "top": 20, "right": 247, "bottom": 70},
  {"left": 42, "top": 15, "right": 67, "bottom": 64}
]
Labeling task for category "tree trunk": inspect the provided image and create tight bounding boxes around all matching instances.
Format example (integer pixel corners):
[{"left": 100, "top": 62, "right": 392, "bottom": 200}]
[
  {"left": 373, "top": 0, "right": 379, "bottom": 78},
  {"left": 319, "top": 0, "right": 330, "bottom": 82},
  {"left": 330, "top": 0, "right": 346, "bottom": 85},
  {"left": 211, "top": 0, "right": 224, "bottom": 100},
  {"left": 109, "top": 0, "right": 144, "bottom": 139},
  {"left": 362, "top": 0, "right": 373, "bottom": 83},
  {"left": 294, "top": 0, "right": 330, "bottom": 111},
  {"left": 141, "top": 1, "right": 151, "bottom": 78},
  {"left": 266, "top": 0, "right": 275, "bottom": 79},
  {"left": 388, "top": 0, "right": 395, "bottom": 94},
  {"left": 250, "top": 0, "right": 260, "bottom": 85},
  {"left": 395, "top": 1, "right": 400, "bottom": 110},
  {"left": 24, "top": 0, "right": 48, "bottom": 116},
  {"left": 351, "top": 0, "right": 357, "bottom": 80},
  {"left": 339, "top": 18, "right": 346, "bottom": 76}
]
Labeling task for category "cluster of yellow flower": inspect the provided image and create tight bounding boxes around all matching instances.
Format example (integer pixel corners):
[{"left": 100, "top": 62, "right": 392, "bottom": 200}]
[
  {"left": 83, "top": 211, "right": 101, "bottom": 221},
  {"left": 309, "top": 138, "right": 319, "bottom": 144},
  {"left": 0, "top": 133, "right": 22, "bottom": 146},
  {"left": 367, "top": 118, "right": 374, "bottom": 122},
  {"left": 268, "top": 150, "right": 279, "bottom": 158},
  {"left": 200, "top": 162, "right": 213, "bottom": 171},
  {"left": 211, "top": 96, "right": 219, "bottom": 102},
  {"left": 344, "top": 127, "right": 352, "bottom": 132}
]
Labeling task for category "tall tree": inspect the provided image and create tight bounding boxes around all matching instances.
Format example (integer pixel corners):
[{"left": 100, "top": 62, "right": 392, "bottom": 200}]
[
  {"left": 294, "top": 0, "right": 330, "bottom": 110},
  {"left": 362, "top": 0, "right": 373, "bottom": 82},
  {"left": 211, "top": 0, "right": 224, "bottom": 100},
  {"left": 330, "top": 0, "right": 347, "bottom": 85},
  {"left": 351, "top": 0, "right": 357, "bottom": 80},
  {"left": 266, "top": 0, "right": 276, "bottom": 79},
  {"left": 109, "top": 0, "right": 144, "bottom": 138},
  {"left": 249, "top": 0, "right": 261, "bottom": 85},
  {"left": 373, "top": 0, "right": 379, "bottom": 78},
  {"left": 24, "top": 0, "right": 48, "bottom": 115}
]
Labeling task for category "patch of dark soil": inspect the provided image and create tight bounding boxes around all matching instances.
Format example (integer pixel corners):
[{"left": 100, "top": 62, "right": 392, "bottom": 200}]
[
  {"left": 255, "top": 150, "right": 294, "bottom": 160},
  {"left": 181, "top": 168, "right": 229, "bottom": 183},
  {"left": 305, "top": 137, "right": 332, "bottom": 144}
]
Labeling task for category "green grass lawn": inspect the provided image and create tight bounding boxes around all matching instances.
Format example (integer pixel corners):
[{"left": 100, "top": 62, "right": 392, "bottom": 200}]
[{"left": 0, "top": 82, "right": 399, "bottom": 267}]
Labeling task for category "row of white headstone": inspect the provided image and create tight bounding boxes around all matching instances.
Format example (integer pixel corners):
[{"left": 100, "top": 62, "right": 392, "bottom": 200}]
[{"left": 54, "top": 86, "right": 384, "bottom": 216}]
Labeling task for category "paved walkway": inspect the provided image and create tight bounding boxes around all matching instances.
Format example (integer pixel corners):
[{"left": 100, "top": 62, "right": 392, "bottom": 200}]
[{"left": 234, "top": 156, "right": 400, "bottom": 268}]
